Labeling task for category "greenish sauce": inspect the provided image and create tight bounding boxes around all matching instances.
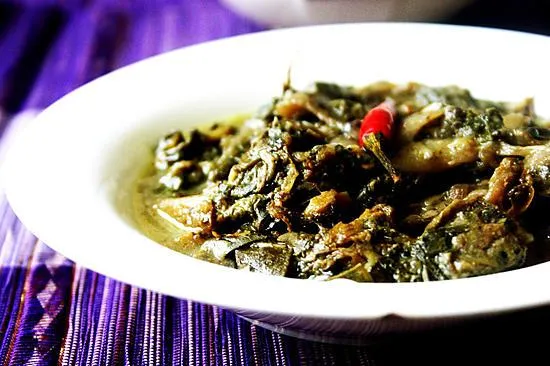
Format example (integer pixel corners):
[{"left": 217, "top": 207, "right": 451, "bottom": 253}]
[{"left": 131, "top": 114, "right": 251, "bottom": 260}]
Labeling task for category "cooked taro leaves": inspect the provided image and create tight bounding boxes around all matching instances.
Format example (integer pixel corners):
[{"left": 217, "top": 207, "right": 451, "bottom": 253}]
[{"left": 141, "top": 81, "right": 550, "bottom": 282}]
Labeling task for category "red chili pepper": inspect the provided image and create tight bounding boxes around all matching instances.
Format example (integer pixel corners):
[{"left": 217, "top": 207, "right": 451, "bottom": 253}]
[
  {"left": 358, "top": 100, "right": 397, "bottom": 144},
  {"left": 359, "top": 99, "right": 400, "bottom": 183}
]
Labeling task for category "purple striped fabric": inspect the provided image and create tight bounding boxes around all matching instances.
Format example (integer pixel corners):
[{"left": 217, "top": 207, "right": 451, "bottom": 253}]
[{"left": 2, "top": 1, "right": 550, "bottom": 365}]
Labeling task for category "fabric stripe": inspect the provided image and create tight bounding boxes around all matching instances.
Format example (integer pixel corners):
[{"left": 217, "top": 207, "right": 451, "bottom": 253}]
[
  {"left": 0, "top": 7, "right": 65, "bottom": 113},
  {"left": 6, "top": 242, "right": 73, "bottom": 366},
  {"left": 22, "top": 7, "right": 114, "bottom": 109},
  {"left": 0, "top": 209, "right": 34, "bottom": 363},
  {"left": 123, "top": 286, "right": 139, "bottom": 366}
]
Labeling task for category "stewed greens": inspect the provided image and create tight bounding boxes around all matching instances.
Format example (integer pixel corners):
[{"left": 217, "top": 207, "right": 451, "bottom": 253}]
[{"left": 134, "top": 81, "right": 550, "bottom": 282}]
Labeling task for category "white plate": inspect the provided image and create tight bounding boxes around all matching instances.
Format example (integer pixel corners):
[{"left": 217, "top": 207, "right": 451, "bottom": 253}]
[{"left": 4, "top": 23, "right": 550, "bottom": 342}]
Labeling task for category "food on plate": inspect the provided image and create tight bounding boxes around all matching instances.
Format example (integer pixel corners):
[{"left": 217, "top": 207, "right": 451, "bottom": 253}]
[{"left": 134, "top": 80, "right": 550, "bottom": 282}]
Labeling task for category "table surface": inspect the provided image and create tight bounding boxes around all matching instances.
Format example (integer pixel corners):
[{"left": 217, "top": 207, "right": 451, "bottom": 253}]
[{"left": 1, "top": 0, "right": 550, "bottom": 365}]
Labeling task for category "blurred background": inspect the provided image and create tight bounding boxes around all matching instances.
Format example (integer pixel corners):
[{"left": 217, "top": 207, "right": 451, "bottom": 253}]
[
  {"left": 222, "top": 0, "right": 549, "bottom": 29},
  {"left": 0, "top": 0, "right": 548, "bottom": 116}
]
